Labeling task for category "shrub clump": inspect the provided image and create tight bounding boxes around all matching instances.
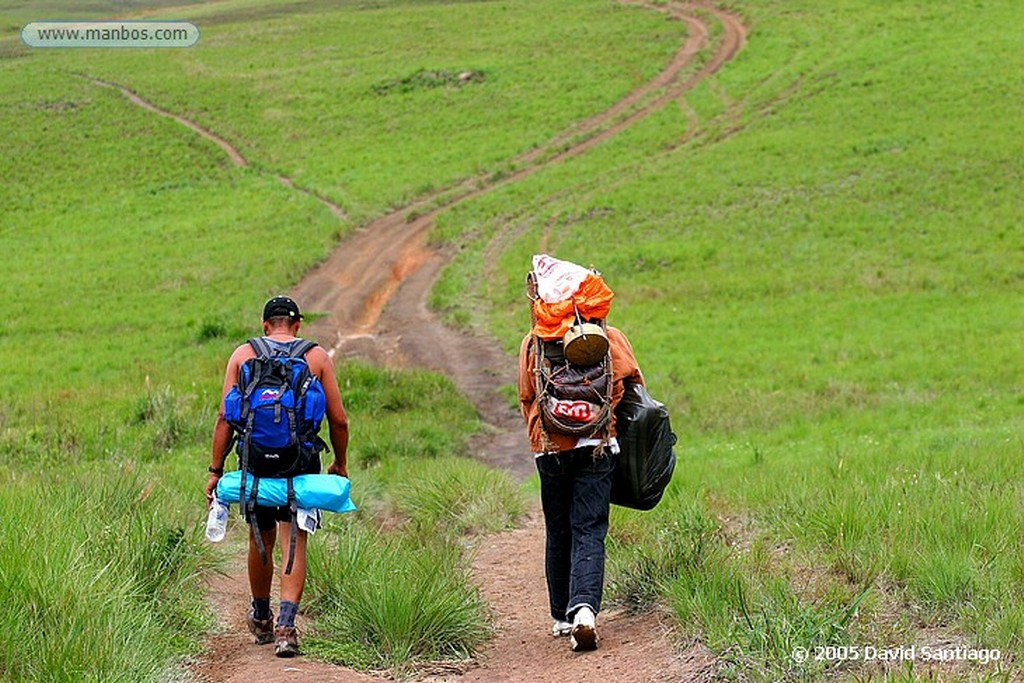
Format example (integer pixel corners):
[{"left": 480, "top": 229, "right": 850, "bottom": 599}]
[{"left": 372, "top": 69, "right": 484, "bottom": 96}]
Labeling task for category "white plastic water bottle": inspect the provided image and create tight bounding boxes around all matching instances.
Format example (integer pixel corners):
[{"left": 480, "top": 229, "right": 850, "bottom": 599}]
[{"left": 205, "top": 498, "right": 229, "bottom": 542}]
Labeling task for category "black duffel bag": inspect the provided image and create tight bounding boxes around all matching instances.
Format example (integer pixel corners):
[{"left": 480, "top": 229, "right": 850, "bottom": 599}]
[{"left": 610, "top": 381, "right": 677, "bottom": 510}]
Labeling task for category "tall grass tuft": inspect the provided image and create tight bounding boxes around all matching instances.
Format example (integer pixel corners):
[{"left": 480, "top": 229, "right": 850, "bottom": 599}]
[
  {"left": 392, "top": 457, "right": 527, "bottom": 537},
  {"left": 0, "top": 470, "right": 213, "bottom": 681},
  {"left": 132, "top": 384, "right": 205, "bottom": 453},
  {"left": 304, "top": 521, "right": 490, "bottom": 673},
  {"left": 608, "top": 489, "right": 869, "bottom": 680},
  {"left": 608, "top": 494, "right": 721, "bottom": 612}
]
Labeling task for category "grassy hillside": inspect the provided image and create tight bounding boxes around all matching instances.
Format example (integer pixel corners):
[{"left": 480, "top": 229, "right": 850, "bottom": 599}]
[
  {"left": 1, "top": 0, "right": 683, "bottom": 414},
  {"left": 3, "top": 0, "right": 1022, "bottom": 679},
  {"left": 432, "top": 0, "right": 1024, "bottom": 678},
  {"left": 5, "top": 0, "right": 685, "bottom": 216},
  {"left": 1, "top": 0, "right": 679, "bottom": 677}
]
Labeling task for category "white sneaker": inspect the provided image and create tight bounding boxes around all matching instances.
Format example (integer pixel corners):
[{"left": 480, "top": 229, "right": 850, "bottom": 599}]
[
  {"left": 552, "top": 619, "right": 572, "bottom": 637},
  {"left": 569, "top": 606, "right": 598, "bottom": 652}
]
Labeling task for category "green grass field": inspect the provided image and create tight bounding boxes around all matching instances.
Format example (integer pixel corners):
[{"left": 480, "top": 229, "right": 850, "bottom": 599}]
[
  {"left": 432, "top": 0, "right": 1024, "bottom": 678},
  {"left": 1, "top": 0, "right": 676, "bottom": 677},
  {"left": 2, "top": 0, "right": 1023, "bottom": 679}
]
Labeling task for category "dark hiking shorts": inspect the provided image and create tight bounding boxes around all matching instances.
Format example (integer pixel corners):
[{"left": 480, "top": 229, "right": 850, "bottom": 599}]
[
  {"left": 242, "top": 461, "right": 322, "bottom": 531},
  {"left": 249, "top": 505, "right": 293, "bottom": 531},
  {"left": 247, "top": 505, "right": 322, "bottom": 532}
]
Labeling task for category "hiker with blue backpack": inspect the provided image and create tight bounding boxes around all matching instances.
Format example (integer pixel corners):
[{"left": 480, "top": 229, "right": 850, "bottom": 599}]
[{"left": 205, "top": 296, "right": 350, "bottom": 658}]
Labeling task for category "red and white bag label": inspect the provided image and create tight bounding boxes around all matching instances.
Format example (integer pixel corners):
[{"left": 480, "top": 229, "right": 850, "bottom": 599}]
[{"left": 546, "top": 398, "right": 600, "bottom": 423}]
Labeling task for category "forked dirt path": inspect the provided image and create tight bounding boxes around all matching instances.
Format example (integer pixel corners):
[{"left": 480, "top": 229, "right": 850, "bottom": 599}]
[
  {"left": 292, "top": 1, "right": 745, "bottom": 483},
  {"left": 122, "top": 2, "right": 747, "bottom": 681}
]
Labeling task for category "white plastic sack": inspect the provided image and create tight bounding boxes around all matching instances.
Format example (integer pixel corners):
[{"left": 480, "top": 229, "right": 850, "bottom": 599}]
[{"left": 532, "top": 254, "right": 590, "bottom": 304}]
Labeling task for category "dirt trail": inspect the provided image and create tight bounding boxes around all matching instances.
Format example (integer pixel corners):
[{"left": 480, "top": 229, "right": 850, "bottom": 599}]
[
  {"left": 294, "top": 2, "right": 746, "bottom": 479},
  {"left": 147, "top": 2, "right": 745, "bottom": 680},
  {"left": 84, "top": 75, "right": 349, "bottom": 219},
  {"left": 189, "top": 563, "right": 378, "bottom": 683},
  {"left": 424, "top": 513, "right": 716, "bottom": 683},
  {"left": 289, "top": 5, "right": 741, "bottom": 682}
]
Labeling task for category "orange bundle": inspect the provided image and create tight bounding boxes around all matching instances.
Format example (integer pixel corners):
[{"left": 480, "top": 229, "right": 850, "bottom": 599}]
[{"left": 531, "top": 273, "right": 614, "bottom": 340}]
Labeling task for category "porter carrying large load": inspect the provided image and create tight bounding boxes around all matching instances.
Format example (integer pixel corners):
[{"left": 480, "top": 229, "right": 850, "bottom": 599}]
[{"left": 526, "top": 254, "right": 676, "bottom": 510}]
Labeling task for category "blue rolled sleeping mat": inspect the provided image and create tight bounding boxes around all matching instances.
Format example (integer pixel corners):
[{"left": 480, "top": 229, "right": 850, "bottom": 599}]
[{"left": 216, "top": 470, "right": 357, "bottom": 514}]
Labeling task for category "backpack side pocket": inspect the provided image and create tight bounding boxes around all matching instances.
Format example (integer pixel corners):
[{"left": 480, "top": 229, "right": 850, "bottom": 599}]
[
  {"left": 223, "top": 387, "right": 243, "bottom": 428},
  {"left": 303, "top": 379, "right": 327, "bottom": 430}
]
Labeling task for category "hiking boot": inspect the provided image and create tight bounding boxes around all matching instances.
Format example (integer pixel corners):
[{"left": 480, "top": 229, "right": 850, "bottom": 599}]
[
  {"left": 246, "top": 608, "right": 274, "bottom": 645},
  {"left": 552, "top": 619, "right": 572, "bottom": 637},
  {"left": 569, "top": 607, "right": 598, "bottom": 652},
  {"left": 274, "top": 626, "right": 300, "bottom": 658}
]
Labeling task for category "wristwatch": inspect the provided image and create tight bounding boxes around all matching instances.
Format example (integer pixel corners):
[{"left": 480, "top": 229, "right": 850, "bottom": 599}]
[{"left": 208, "top": 466, "right": 224, "bottom": 475}]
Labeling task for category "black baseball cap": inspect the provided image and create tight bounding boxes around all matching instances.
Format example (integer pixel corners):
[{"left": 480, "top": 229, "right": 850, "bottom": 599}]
[{"left": 262, "top": 296, "right": 303, "bottom": 321}]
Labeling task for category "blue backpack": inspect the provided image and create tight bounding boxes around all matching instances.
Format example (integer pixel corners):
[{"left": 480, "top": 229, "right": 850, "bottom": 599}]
[
  {"left": 222, "top": 337, "right": 327, "bottom": 573},
  {"left": 223, "top": 337, "right": 327, "bottom": 477}
]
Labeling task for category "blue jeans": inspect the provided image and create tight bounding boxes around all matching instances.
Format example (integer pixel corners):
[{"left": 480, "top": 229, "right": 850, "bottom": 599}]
[{"left": 536, "top": 447, "right": 613, "bottom": 622}]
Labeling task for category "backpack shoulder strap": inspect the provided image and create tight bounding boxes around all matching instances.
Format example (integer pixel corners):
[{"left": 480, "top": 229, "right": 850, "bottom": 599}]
[
  {"left": 288, "top": 338, "right": 318, "bottom": 359},
  {"left": 247, "top": 337, "right": 273, "bottom": 359}
]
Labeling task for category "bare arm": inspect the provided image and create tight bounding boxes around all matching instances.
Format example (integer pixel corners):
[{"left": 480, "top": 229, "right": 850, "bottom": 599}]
[
  {"left": 309, "top": 347, "right": 349, "bottom": 477},
  {"left": 517, "top": 335, "right": 535, "bottom": 423},
  {"left": 205, "top": 344, "right": 250, "bottom": 503}
]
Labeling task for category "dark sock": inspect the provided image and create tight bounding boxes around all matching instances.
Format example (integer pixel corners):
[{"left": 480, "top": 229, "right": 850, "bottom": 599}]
[
  {"left": 252, "top": 597, "right": 272, "bottom": 621},
  {"left": 277, "top": 600, "right": 299, "bottom": 628}
]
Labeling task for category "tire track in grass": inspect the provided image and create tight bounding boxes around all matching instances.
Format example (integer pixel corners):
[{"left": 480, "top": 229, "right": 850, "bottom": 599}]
[
  {"left": 82, "top": 75, "right": 350, "bottom": 220},
  {"left": 85, "top": 75, "right": 250, "bottom": 167}
]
